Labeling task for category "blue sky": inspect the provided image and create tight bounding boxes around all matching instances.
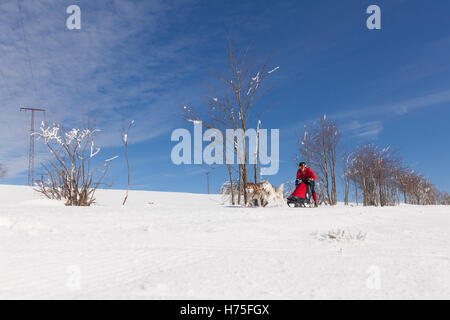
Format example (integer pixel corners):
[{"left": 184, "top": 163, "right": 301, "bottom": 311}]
[{"left": 0, "top": 0, "right": 449, "bottom": 195}]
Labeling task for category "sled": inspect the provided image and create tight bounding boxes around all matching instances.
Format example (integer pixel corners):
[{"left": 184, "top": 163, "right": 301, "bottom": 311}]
[{"left": 286, "top": 182, "right": 314, "bottom": 208}]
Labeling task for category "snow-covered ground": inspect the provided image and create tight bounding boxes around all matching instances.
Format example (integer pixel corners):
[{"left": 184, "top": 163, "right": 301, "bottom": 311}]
[{"left": 0, "top": 185, "right": 449, "bottom": 299}]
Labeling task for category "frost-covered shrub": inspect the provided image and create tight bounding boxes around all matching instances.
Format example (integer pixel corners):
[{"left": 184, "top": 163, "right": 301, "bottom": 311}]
[
  {"left": 34, "top": 122, "right": 116, "bottom": 206},
  {"left": 220, "top": 180, "right": 244, "bottom": 205},
  {"left": 316, "top": 229, "right": 366, "bottom": 242}
]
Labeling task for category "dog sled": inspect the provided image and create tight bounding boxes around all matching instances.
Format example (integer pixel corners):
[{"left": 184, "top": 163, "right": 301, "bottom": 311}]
[{"left": 286, "top": 181, "right": 314, "bottom": 208}]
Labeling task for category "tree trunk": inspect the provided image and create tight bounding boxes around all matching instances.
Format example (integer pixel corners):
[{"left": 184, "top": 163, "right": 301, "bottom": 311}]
[
  {"left": 344, "top": 176, "right": 349, "bottom": 205},
  {"left": 238, "top": 164, "right": 242, "bottom": 205},
  {"left": 123, "top": 142, "right": 130, "bottom": 206},
  {"left": 227, "top": 164, "right": 235, "bottom": 205},
  {"left": 242, "top": 162, "right": 248, "bottom": 205}
]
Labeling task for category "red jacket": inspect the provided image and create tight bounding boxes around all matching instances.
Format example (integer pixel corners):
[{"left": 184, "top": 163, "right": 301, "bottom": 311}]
[{"left": 296, "top": 167, "right": 316, "bottom": 181}]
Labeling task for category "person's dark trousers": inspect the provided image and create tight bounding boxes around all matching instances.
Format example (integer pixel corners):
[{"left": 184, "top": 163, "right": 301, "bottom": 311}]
[
  {"left": 303, "top": 181, "right": 312, "bottom": 200},
  {"left": 304, "top": 181, "right": 317, "bottom": 203}
]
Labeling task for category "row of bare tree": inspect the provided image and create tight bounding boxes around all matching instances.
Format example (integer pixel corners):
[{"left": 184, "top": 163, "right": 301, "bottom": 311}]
[
  {"left": 343, "top": 144, "right": 448, "bottom": 206},
  {"left": 296, "top": 116, "right": 448, "bottom": 206}
]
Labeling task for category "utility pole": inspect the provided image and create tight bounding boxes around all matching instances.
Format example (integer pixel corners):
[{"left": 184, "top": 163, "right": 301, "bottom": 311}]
[
  {"left": 20, "top": 107, "right": 46, "bottom": 185},
  {"left": 206, "top": 172, "right": 210, "bottom": 194}
]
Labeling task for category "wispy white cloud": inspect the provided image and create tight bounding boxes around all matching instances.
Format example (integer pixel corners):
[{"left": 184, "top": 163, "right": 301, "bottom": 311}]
[
  {"left": 331, "top": 88, "right": 450, "bottom": 120},
  {"left": 287, "top": 87, "right": 450, "bottom": 140},
  {"left": 0, "top": 0, "right": 205, "bottom": 178},
  {"left": 396, "top": 36, "right": 450, "bottom": 83},
  {"left": 342, "top": 120, "right": 383, "bottom": 139}
]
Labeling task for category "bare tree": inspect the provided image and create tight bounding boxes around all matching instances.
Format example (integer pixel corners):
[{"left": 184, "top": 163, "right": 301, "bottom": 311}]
[
  {"left": 297, "top": 115, "right": 341, "bottom": 205},
  {"left": 184, "top": 40, "right": 277, "bottom": 205},
  {"left": 183, "top": 109, "right": 239, "bottom": 203},
  {"left": 354, "top": 180, "right": 359, "bottom": 206},
  {"left": 122, "top": 120, "right": 134, "bottom": 206},
  {"left": 34, "top": 122, "right": 116, "bottom": 206},
  {"left": 342, "top": 149, "right": 351, "bottom": 205},
  {"left": 440, "top": 192, "right": 450, "bottom": 205},
  {"left": 398, "top": 171, "right": 440, "bottom": 206},
  {"left": 346, "top": 144, "right": 387, "bottom": 206}
]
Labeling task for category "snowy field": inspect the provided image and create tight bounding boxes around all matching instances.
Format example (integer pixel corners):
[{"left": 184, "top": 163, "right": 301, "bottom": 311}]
[{"left": 0, "top": 185, "right": 449, "bottom": 300}]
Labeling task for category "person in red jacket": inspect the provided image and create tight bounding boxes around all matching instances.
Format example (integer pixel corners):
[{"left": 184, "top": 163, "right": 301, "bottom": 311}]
[{"left": 296, "top": 162, "right": 318, "bottom": 207}]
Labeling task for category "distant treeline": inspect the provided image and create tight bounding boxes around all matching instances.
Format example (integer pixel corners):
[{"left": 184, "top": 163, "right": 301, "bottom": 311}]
[{"left": 298, "top": 115, "right": 449, "bottom": 206}]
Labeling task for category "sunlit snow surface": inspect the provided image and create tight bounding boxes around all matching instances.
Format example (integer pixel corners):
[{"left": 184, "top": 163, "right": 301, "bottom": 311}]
[{"left": 0, "top": 185, "right": 448, "bottom": 299}]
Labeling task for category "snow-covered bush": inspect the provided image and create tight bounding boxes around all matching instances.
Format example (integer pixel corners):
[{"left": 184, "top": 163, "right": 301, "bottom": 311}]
[
  {"left": 220, "top": 179, "right": 244, "bottom": 205},
  {"left": 316, "top": 229, "right": 366, "bottom": 242},
  {"left": 34, "top": 122, "right": 115, "bottom": 206}
]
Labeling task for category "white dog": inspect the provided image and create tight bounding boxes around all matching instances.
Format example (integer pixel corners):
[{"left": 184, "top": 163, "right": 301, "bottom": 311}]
[
  {"left": 246, "top": 181, "right": 284, "bottom": 207},
  {"left": 260, "top": 181, "right": 284, "bottom": 207}
]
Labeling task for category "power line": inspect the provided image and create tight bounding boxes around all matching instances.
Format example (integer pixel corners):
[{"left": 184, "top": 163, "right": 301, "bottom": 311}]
[
  {"left": 0, "top": 68, "right": 12, "bottom": 97},
  {"left": 16, "top": 0, "right": 38, "bottom": 96}
]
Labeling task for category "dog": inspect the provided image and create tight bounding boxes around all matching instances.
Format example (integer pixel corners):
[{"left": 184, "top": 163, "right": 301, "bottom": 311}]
[
  {"left": 261, "top": 181, "right": 284, "bottom": 207},
  {"left": 246, "top": 181, "right": 284, "bottom": 207},
  {"left": 246, "top": 182, "right": 270, "bottom": 207}
]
